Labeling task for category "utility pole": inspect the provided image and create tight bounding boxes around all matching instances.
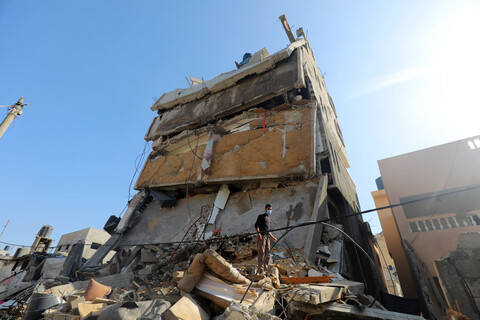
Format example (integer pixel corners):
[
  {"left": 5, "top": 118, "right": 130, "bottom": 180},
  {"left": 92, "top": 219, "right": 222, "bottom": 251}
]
[
  {"left": 0, "top": 97, "right": 29, "bottom": 139},
  {"left": 0, "top": 220, "right": 10, "bottom": 240}
]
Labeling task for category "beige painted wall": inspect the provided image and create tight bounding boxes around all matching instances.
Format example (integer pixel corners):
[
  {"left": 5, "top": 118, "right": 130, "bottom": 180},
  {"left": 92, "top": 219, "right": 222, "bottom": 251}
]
[
  {"left": 378, "top": 137, "right": 480, "bottom": 277},
  {"left": 375, "top": 232, "right": 403, "bottom": 297},
  {"left": 372, "top": 189, "right": 418, "bottom": 298}
]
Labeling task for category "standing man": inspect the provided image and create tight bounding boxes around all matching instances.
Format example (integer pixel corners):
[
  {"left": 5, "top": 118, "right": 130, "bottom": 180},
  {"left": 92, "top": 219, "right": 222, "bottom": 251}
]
[{"left": 255, "top": 204, "right": 277, "bottom": 274}]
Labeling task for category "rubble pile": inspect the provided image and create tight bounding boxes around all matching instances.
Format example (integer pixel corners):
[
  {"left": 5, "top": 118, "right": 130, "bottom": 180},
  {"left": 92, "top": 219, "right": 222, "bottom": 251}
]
[{"left": 0, "top": 234, "right": 426, "bottom": 319}]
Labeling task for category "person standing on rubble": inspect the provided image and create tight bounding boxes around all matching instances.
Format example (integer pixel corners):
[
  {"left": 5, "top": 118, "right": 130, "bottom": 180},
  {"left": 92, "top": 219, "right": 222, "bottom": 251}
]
[{"left": 255, "top": 204, "right": 277, "bottom": 274}]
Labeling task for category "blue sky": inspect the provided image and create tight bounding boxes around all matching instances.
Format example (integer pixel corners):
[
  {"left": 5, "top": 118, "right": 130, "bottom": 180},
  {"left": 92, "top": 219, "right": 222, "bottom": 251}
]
[{"left": 1, "top": 1, "right": 479, "bottom": 249}]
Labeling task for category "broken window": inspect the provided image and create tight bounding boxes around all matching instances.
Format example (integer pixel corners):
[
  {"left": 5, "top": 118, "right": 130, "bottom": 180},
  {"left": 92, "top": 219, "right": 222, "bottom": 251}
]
[
  {"left": 20, "top": 259, "right": 29, "bottom": 270},
  {"left": 11, "top": 261, "right": 19, "bottom": 271},
  {"left": 90, "top": 242, "right": 102, "bottom": 250}
]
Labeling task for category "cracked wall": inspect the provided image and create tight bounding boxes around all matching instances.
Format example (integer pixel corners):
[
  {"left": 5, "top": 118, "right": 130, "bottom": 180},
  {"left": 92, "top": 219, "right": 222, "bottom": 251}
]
[{"left": 135, "top": 107, "right": 314, "bottom": 189}]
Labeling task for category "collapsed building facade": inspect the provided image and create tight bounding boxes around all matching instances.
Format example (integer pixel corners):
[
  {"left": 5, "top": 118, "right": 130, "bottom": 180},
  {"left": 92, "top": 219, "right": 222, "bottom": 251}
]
[{"left": 82, "top": 28, "right": 378, "bottom": 292}]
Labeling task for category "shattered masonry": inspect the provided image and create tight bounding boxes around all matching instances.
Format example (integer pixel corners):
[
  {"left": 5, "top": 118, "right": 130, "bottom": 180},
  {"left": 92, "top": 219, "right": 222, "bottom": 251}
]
[{"left": 0, "top": 18, "right": 428, "bottom": 320}]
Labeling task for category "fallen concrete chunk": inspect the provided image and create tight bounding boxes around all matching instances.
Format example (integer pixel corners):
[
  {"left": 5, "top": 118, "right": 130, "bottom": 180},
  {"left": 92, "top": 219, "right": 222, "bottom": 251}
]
[
  {"left": 195, "top": 272, "right": 260, "bottom": 309},
  {"left": 209, "top": 184, "right": 230, "bottom": 224},
  {"left": 164, "top": 294, "right": 209, "bottom": 320},
  {"left": 324, "top": 279, "right": 365, "bottom": 295},
  {"left": 78, "top": 302, "right": 107, "bottom": 320},
  {"left": 0, "top": 281, "right": 32, "bottom": 301},
  {"left": 326, "top": 240, "right": 343, "bottom": 273},
  {"left": 140, "top": 248, "right": 158, "bottom": 263},
  {"left": 97, "top": 300, "right": 171, "bottom": 320},
  {"left": 178, "top": 253, "right": 206, "bottom": 293},
  {"left": 70, "top": 295, "right": 85, "bottom": 311},
  {"left": 251, "top": 290, "right": 275, "bottom": 314},
  {"left": 204, "top": 249, "right": 250, "bottom": 284},
  {"left": 307, "top": 269, "right": 324, "bottom": 277},
  {"left": 284, "top": 284, "right": 343, "bottom": 305},
  {"left": 357, "top": 293, "right": 387, "bottom": 310},
  {"left": 266, "top": 266, "right": 280, "bottom": 288},
  {"left": 215, "top": 301, "right": 281, "bottom": 320},
  {"left": 320, "top": 302, "right": 426, "bottom": 319},
  {"left": 43, "top": 309, "right": 80, "bottom": 320}
]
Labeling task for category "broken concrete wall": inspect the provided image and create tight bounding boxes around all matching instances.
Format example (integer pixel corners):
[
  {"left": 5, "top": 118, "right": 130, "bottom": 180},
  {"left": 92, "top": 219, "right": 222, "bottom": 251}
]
[
  {"left": 120, "top": 181, "right": 318, "bottom": 249},
  {"left": 145, "top": 48, "right": 304, "bottom": 140},
  {"left": 115, "top": 38, "right": 378, "bottom": 298},
  {"left": 434, "top": 232, "right": 480, "bottom": 319},
  {"left": 136, "top": 107, "right": 314, "bottom": 189}
]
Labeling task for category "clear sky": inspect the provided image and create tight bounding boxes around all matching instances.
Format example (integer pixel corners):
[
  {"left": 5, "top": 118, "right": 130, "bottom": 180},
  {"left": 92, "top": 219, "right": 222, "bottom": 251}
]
[{"left": 1, "top": 1, "right": 479, "bottom": 249}]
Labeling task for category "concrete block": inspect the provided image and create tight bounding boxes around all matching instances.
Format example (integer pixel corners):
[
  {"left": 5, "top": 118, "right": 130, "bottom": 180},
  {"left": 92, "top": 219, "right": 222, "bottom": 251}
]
[
  {"left": 43, "top": 310, "right": 80, "bottom": 320},
  {"left": 220, "top": 302, "right": 280, "bottom": 320},
  {"left": 322, "top": 303, "right": 426, "bottom": 319},
  {"left": 458, "top": 232, "right": 480, "bottom": 249},
  {"left": 163, "top": 294, "right": 209, "bottom": 320},
  {"left": 78, "top": 302, "right": 107, "bottom": 320},
  {"left": 140, "top": 248, "right": 157, "bottom": 263},
  {"left": 308, "top": 269, "right": 324, "bottom": 277},
  {"left": 226, "top": 310, "right": 247, "bottom": 320},
  {"left": 324, "top": 280, "right": 365, "bottom": 295},
  {"left": 286, "top": 284, "right": 343, "bottom": 305},
  {"left": 70, "top": 296, "right": 85, "bottom": 311}
]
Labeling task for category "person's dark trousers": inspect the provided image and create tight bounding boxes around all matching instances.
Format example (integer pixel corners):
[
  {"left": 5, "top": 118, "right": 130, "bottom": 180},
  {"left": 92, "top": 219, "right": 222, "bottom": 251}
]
[{"left": 257, "top": 236, "right": 271, "bottom": 273}]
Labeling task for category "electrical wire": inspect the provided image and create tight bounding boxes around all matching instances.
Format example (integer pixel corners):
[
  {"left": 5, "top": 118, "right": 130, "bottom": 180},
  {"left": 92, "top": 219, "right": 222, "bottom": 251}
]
[
  {"left": 270, "top": 218, "right": 302, "bottom": 267},
  {"left": 321, "top": 222, "right": 381, "bottom": 308},
  {"left": 128, "top": 140, "right": 151, "bottom": 202},
  {"left": 2, "top": 183, "right": 480, "bottom": 249},
  {"left": 185, "top": 133, "right": 200, "bottom": 225},
  {"left": 186, "top": 129, "right": 203, "bottom": 161},
  {"left": 239, "top": 221, "right": 382, "bottom": 307}
]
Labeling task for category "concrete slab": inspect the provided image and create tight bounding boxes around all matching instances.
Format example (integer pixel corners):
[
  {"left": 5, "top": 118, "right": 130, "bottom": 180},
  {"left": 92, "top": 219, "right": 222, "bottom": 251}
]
[
  {"left": 321, "top": 302, "right": 426, "bottom": 319},
  {"left": 318, "top": 280, "right": 365, "bottom": 295},
  {"left": 163, "top": 294, "right": 209, "bottom": 320}
]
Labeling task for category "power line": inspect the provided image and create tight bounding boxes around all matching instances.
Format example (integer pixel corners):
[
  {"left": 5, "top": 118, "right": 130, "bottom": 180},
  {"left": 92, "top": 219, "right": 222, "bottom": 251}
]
[{"left": 2, "top": 182, "right": 479, "bottom": 250}]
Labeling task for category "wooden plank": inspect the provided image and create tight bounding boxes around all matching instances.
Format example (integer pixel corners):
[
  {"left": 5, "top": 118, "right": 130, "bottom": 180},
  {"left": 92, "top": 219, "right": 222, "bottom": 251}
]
[
  {"left": 280, "top": 276, "right": 335, "bottom": 284},
  {"left": 145, "top": 50, "right": 304, "bottom": 140}
]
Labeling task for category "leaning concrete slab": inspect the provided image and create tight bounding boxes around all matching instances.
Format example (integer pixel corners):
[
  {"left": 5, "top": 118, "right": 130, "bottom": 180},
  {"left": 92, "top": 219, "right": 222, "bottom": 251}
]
[{"left": 163, "top": 294, "right": 210, "bottom": 320}]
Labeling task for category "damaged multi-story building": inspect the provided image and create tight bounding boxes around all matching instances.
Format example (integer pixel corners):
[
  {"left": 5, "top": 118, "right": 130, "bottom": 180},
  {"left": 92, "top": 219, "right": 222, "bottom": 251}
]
[
  {"left": 83, "top": 19, "right": 377, "bottom": 296},
  {"left": 1, "top": 18, "right": 435, "bottom": 320}
]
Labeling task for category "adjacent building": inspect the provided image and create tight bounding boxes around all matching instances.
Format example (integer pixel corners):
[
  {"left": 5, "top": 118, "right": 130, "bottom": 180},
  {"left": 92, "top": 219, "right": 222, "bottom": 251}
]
[
  {"left": 372, "top": 136, "right": 480, "bottom": 319},
  {"left": 373, "top": 232, "right": 403, "bottom": 297},
  {"left": 55, "top": 227, "right": 113, "bottom": 261}
]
